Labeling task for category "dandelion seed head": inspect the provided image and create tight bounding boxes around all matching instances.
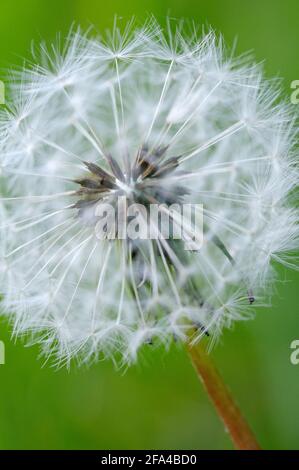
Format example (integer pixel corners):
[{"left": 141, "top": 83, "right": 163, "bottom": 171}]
[{"left": 0, "top": 19, "right": 298, "bottom": 366}]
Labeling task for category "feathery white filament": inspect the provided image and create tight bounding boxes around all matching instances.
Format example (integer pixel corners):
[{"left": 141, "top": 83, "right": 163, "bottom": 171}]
[{"left": 0, "top": 19, "right": 298, "bottom": 367}]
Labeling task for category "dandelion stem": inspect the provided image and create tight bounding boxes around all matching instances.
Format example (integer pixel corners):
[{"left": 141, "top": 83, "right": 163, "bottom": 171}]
[{"left": 187, "top": 340, "right": 261, "bottom": 450}]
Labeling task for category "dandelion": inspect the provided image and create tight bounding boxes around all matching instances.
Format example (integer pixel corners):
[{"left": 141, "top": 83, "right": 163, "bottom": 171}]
[{"left": 0, "top": 19, "right": 298, "bottom": 449}]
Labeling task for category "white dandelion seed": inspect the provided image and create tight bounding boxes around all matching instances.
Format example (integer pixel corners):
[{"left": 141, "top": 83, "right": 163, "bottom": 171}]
[{"left": 0, "top": 20, "right": 298, "bottom": 367}]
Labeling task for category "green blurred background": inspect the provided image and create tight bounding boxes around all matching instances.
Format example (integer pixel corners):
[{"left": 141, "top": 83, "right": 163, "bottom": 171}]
[{"left": 0, "top": 0, "right": 298, "bottom": 450}]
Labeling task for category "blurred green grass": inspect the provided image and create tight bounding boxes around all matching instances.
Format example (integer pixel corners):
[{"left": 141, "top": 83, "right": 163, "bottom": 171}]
[{"left": 0, "top": 0, "right": 298, "bottom": 450}]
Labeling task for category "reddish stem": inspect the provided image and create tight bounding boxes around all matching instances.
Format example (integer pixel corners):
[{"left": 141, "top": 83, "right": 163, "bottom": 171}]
[{"left": 187, "top": 341, "right": 261, "bottom": 450}]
